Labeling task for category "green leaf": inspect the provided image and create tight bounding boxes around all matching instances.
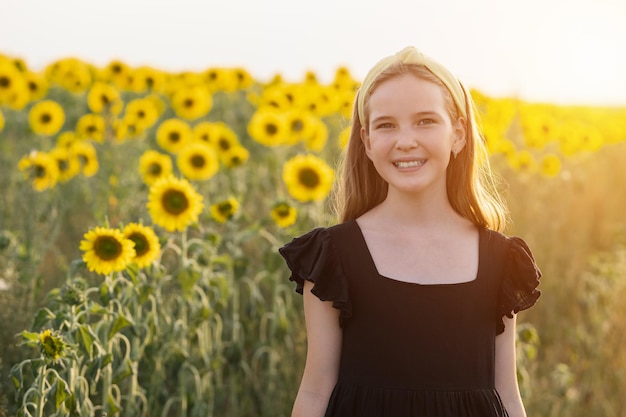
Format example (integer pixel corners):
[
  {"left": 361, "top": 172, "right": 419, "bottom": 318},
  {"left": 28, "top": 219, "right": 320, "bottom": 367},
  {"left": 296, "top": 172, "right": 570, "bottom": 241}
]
[
  {"left": 113, "top": 359, "right": 133, "bottom": 384},
  {"left": 65, "top": 393, "right": 77, "bottom": 415},
  {"left": 75, "top": 324, "right": 96, "bottom": 356},
  {"left": 32, "top": 308, "right": 56, "bottom": 330},
  {"left": 108, "top": 314, "right": 132, "bottom": 340},
  {"left": 178, "top": 268, "right": 201, "bottom": 295},
  {"left": 107, "top": 393, "right": 121, "bottom": 415},
  {"left": 49, "top": 378, "right": 70, "bottom": 410},
  {"left": 19, "top": 330, "right": 40, "bottom": 343}
]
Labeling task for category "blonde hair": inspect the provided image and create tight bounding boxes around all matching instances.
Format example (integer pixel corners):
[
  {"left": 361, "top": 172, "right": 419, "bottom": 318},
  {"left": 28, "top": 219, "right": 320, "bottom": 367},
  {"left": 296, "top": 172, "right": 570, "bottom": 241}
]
[{"left": 333, "top": 62, "right": 508, "bottom": 232}]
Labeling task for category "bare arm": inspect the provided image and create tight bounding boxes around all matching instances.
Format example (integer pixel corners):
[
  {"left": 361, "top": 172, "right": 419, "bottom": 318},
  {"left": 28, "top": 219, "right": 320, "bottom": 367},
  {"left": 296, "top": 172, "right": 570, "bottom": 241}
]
[
  {"left": 495, "top": 314, "right": 526, "bottom": 417},
  {"left": 292, "top": 280, "right": 343, "bottom": 417}
]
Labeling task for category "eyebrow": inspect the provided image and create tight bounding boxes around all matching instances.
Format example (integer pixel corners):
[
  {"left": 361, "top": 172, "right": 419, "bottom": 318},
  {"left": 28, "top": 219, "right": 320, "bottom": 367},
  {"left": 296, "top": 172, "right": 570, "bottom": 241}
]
[{"left": 370, "top": 111, "right": 441, "bottom": 125}]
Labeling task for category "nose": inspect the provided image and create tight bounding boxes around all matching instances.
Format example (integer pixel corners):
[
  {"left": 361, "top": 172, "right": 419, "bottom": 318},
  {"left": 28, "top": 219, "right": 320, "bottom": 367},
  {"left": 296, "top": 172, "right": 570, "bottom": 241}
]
[{"left": 395, "top": 128, "right": 418, "bottom": 150}]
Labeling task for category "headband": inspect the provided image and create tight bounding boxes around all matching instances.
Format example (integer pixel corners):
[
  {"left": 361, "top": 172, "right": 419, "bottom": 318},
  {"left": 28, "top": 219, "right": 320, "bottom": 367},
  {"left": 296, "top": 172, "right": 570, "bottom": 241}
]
[{"left": 357, "top": 46, "right": 467, "bottom": 125}]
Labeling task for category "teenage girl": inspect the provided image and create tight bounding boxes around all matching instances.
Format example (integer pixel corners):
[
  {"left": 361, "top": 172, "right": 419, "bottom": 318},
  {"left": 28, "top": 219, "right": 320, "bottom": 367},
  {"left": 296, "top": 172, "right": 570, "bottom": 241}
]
[{"left": 280, "top": 46, "right": 541, "bottom": 417}]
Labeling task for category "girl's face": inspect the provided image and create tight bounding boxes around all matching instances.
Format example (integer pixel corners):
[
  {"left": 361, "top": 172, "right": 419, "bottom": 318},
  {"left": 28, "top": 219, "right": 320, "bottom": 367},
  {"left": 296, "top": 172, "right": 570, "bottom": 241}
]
[{"left": 361, "top": 73, "right": 466, "bottom": 199}]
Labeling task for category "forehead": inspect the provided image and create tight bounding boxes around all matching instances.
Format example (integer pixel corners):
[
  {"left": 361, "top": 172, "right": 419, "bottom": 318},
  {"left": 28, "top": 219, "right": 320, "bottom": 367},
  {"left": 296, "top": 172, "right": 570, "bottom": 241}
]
[{"left": 367, "top": 73, "right": 448, "bottom": 115}]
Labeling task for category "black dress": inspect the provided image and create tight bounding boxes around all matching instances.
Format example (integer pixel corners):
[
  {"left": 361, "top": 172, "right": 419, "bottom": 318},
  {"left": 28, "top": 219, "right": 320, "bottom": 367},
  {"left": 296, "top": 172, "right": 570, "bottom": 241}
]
[{"left": 279, "top": 220, "right": 541, "bottom": 417}]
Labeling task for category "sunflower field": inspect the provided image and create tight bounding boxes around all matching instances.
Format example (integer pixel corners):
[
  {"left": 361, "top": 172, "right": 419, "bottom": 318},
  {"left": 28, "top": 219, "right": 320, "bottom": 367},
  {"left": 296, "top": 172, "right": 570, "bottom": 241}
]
[{"left": 1, "top": 52, "right": 626, "bottom": 417}]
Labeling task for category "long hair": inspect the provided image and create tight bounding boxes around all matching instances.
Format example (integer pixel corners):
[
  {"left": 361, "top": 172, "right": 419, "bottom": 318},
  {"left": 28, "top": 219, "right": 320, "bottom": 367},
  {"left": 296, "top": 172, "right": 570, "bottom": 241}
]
[{"left": 333, "top": 63, "right": 508, "bottom": 232}]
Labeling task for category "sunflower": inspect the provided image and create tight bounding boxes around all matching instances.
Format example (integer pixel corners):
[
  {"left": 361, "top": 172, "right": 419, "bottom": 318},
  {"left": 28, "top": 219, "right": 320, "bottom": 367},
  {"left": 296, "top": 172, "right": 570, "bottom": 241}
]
[
  {"left": 124, "top": 98, "right": 160, "bottom": 131},
  {"left": 18, "top": 151, "right": 59, "bottom": 191},
  {"left": 282, "top": 154, "right": 335, "bottom": 202},
  {"left": 232, "top": 67, "right": 254, "bottom": 90},
  {"left": 46, "top": 58, "right": 92, "bottom": 93},
  {"left": 0, "top": 61, "right": 27, "bottom": 104},
  {"left": 87, "top": 82, "right": 123, "bottom": 114},
  {"left": 285, "top": 109, "right": 315, "bottom": 145},
  {"left": 248, "top": 108, "right": 289, "bottom": 147},
  {"left": 38, "top": 329, "right": 70, "bottom": 363},
  {"left": 507, "top": 150, "right": 536, "bottom": 174},
  {"left": 203, "top": 68, "right": 236, "bottom": 92},
  {"left": 28, "top": 100, "right": 65, "bottom": 136},
  {"left": 337, "top": 89, "right": 356, "bottom": 119},
  {"left": 24, "top": 71, "right": 49, "bottom": 101},
  {"left": 70, "top": 141, "right": 99, "bottom": 177},
  {"left": 76, "top": 113, "right": 106, "bottom": 142},
  {"left": 130, "top": 66, "right": 167, "bottom": 93},
  {"left": 147, "top": 176, "right": 204, "bottom": 232},
  {"left": 156, "top": 118, "right": 192, "bottom": 154},
  {"left": 303, "top": 117, "right": 328, "bottom": 152},
  {"left": 213, "top": 123, "right": 240, "bottom": 155},
  {"left": 171, "top": 86, "right": 213, "bottom": 120},
  {"left": 123, "top": 223, "right": 161, "bottom": 268},
  {"left": 103, "top": 60, "right": 132, "bottom": 90},
  {"left": 192, "top": 121, "right": 220, "bottom": 145},
  {"left": 271, "top": 202, "right": 297, "bottom": 228},
  {"left": 222, "top": 145, "right": 250, "bottom": 168},
  {"left": 259, "top": 85, "right": 293, "bottom": 110},
  {"left": 177, "top": 142, "right": 219, "bottom": 181},
  {"left": 80, "top": 227, "right": 136, "bottom": 275},
  {"left": 210, "top": 197, "right": 239, "bottom": 223},
  {"left": 540, "top": 154, "right": 561, "bottom": 178},
  {"left": 56, "top": 131, "right": 79, "bottom": 148},
  {"left": 138, "top": 150, "right": 172, "bottom": 185},
  {"left": 49, "top": 147, "right": 81, "bottom": 183}
]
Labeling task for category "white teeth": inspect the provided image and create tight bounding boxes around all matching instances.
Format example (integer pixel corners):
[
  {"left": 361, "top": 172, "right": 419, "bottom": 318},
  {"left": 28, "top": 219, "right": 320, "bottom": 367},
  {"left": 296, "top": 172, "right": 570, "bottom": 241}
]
[{"left": 394, "top": 160, "right": 424, "bottom": 168}]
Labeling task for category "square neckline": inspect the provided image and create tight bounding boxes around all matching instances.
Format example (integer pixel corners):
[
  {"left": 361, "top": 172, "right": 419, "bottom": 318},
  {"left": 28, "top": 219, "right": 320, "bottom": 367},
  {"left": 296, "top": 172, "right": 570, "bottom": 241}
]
[{"left": 349, "top": 219, "right": 485, "bottom": 287}]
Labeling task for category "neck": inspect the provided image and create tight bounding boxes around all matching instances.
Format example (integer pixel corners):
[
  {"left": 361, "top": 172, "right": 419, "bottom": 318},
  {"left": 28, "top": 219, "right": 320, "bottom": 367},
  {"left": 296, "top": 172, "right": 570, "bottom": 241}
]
[{"left": 370, "top": 187, "right": 463, "bottom": 230}]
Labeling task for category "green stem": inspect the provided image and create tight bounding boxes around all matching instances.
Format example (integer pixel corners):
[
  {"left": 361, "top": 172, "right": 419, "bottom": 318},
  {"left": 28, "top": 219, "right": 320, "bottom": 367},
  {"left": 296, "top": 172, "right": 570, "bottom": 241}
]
[
  {"left": 36, "top": 364, "right": 46, "bottom": 417},
  {"left": 180, "top": 229, "right": 189, "bottom": 417}
]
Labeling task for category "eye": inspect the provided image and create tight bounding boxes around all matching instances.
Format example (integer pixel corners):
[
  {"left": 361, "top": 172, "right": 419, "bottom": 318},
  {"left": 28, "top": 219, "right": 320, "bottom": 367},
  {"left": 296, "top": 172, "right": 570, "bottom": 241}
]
[
  {"left": 376, "top": 122, "right": 394, "bottom": 129},
  {"left": 418, "top": 119, "right": 435, "bottom": 125}
]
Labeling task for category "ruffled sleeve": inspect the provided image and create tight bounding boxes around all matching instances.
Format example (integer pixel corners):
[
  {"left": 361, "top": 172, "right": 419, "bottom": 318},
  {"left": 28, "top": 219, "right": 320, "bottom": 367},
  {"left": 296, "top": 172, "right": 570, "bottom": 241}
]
[
  {"left": 497, "top": 236, "right": 541, "bottom": 334},
  {"left": 279, "top": 227, "right": 352, "bottom": 327}
]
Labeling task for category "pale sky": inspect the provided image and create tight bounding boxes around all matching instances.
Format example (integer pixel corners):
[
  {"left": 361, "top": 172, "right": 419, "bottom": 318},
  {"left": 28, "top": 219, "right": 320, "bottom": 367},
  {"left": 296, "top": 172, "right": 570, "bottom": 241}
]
[{"left": 1, "top": 0, "right": 625, "bottom": 105}]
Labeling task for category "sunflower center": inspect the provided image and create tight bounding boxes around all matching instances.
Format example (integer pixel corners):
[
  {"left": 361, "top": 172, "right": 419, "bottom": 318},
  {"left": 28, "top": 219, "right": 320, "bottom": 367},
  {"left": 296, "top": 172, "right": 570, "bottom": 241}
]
[
  {"left": 86, "top": 125, "right": 97, "bottom": 133},
  {"left": 162, "top": 189, "right": 189, "bottom": 215},
  {"left": 169, "top": 132, "right": 180, "bottom": 143},
  {"left": 137, "top": 110, "right": 146, "bottom": 119},
  {"left": 34, "top": 164, "right": 47, "bottom": 178},
  {"left": 149, "top": 163, "right": 162, "bottom": 175},
  {"left": 101, "top": 94, "right": 110, "bottom": 105},
  {"left": 28, "top": 81, "right": 38, "bottom": 92},
  {"left": 230, "top": 156, "right": 242, "bottom": 165},
  {"left": 265, "top": 123, "right": 278, "bottom": 135},
  {"left": 0, "top": 76, "right": 10, "bottom": 88},
  {"left": 298, "top": 167, "right": 320, "bottom": 189},
  {"left": 58, "top": 159, "right": 68, "bottom": 172},
  {"left": 40, "top": 334, "right": 59, "bottom": 358},
  {"left": 146, "top": 77, "right": 154, "bottom": 88},
  {"left": 191, "top": 154, "right": 206, "bottom": 168},
  {"left": 93, "top": 235, "right": 123, "bottom": 261},
  {"left": 128, "top": 233, "right": 149, "bottom": 257},
  {"left": 218, "top": 201, "right": 233, "bottom": 216},
  {"left": 184, "top": 99, "right": 194, "bottom": 108},
  {"left": 40, "top": 113, "right": 52, "bottom": 124},
  {"left": 275, "top": 204, "right": 290, "bottom": 217},
  {"left": 291, "top": 119, "right": 304, "bottom": 132},
  {"left": 112, "top": 64, "right": 122, "bottom": 74},
  {"left": 218, "top": 138, "right": 231, "bottom": 151}
]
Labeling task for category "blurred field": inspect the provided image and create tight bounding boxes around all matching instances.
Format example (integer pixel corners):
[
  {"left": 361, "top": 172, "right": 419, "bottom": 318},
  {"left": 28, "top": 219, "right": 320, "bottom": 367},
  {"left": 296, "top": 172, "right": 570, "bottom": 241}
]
[{"left": 1, "top": 52, "right": 625, "bottom": 417}]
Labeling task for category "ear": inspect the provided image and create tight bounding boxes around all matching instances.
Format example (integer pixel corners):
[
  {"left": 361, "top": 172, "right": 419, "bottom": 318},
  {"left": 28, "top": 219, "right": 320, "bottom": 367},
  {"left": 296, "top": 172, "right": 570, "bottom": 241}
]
[
  {"left": 361, "top": 126, "right": 373, "bottom": 159},
  {"left": 452, "top": 117, "right": 467, "bottom": 153}
]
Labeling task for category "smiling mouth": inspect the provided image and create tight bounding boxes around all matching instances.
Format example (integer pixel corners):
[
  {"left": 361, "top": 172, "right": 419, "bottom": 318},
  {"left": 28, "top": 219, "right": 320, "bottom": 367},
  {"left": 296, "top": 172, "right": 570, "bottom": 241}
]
[{"left": 393, "top": 160, "right": 425, "bottom": 168}]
